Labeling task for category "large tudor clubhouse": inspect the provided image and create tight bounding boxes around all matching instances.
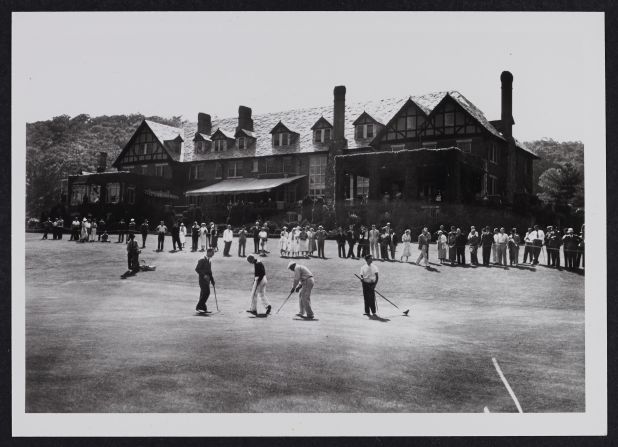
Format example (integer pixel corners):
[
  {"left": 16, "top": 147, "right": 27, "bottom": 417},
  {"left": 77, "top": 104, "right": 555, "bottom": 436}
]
[{"left": 64, "top": 71, "right": 538, "bottom": 227}]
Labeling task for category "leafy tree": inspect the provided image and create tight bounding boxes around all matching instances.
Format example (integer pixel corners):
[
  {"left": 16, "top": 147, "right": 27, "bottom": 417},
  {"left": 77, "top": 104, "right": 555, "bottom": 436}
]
[{"left": 537, "top": 162, "right": 584, "bottom": 210}]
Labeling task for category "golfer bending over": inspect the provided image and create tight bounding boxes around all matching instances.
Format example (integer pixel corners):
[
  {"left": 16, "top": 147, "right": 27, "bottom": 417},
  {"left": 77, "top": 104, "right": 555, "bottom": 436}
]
[
  {"left": 246, "top": 255, "right": 272, "bottom": 315},
  {"left": 288, "top": 261, "right": 315, "bottom": 320},
  {"left": 360, "top": 254, "right": 379, "bottom": 316}
]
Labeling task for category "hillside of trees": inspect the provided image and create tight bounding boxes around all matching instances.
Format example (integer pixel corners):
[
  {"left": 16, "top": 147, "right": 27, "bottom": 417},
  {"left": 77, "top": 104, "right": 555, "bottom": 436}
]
[
  {"left": 26, "top": 114, "right": 183, "bottom": 218},
  {"left": 25, "top": 114, "right": 585, "bottom": 220}
]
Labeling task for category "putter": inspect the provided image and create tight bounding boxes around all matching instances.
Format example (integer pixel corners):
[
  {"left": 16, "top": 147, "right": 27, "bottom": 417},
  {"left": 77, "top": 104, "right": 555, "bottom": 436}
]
[
  {"left": 276, "top": 289, "right": 297, "bottom": 314},
  {"left": 354, "top": 274, "right": 409, "bottom": 315},
  {"left": 213, "top": 284, "right": 219, "bottom": 312}
]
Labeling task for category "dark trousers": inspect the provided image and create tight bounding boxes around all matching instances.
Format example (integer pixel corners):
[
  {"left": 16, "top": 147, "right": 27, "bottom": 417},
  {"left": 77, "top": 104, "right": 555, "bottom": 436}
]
[
  {"left": 347, "top": 242, "right": 356, "bottom": 258},
  {"left": 238, "top": 239, "right": 246, "bottom": 256},
  {"left": 157, "top": 233, "right": 165, "bottom": 251},
  {"left": 196, "top": 281, "right": 210, "bottom": 311},
  {"left": 223, "top": 241, "right": 232, "bottom": 255},
  {"left": 253, "top": 238, "right": 260, "bottom": 253},
  {"left": 470, "top": 246, "right": 478, "bottom": 265},
  {"left": 548, "top": 247, "right": 560, "bottom": 267},
  {"left": 337, "top": 243, "right": 346, "bottom": 258},
  {"left": 482, "top": 245, "right": 491, "bottom": 265},
  {"left": 118, "top": 232, "right": 125, "bottom": 243},
  {"left": 141, "top": 232, "right": 147, "bottom": 248},
  {"left": 128, "top": 252, "right": 139, "bottom": 272},
  {"left": 211, "top": 237, "right": 218, "bottom": 250},
  {"left": 565, "top": 251, "right": 576, "bottom": 269},
  {"left": 172, "top": 234, "right": 182, "bottom": 251},
  {"left": 191, "top": 234, "right": 199, "bottom": 251},
  {"left": 380, "top": 244, "right": 389, "bottom": 260},
  {"left": 317, "top": 240, "right": 325, "bottom": 258},
  {"left": 357, "top": 242, "right": 368, "bottom": 258},
  {"left": 509, "top": 246, "right": 519, "bottom": 265},
  {"left": 390, "top": 243, "right": 396, "bottom": 259},
  {"left": 532, "top": 240, "right": 542, "bottom": 264},
  {"left": 456, "top": 246, "right": 465, "bottom": 265},
  {"left": 523, "top": 244, "right": 532, "bottom": 263},
  {"left": 362, "top": 282, "right": 376, "bottom": 315},
  {"left": 42, "top": 230, "right": 48, "bottom": 239}
]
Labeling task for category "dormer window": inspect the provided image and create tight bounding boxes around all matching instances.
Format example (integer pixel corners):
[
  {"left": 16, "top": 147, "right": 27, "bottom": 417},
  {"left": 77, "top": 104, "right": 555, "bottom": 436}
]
[
  {"left": 214, "top": 139, "right": 227, "bottom": 152},
  {"left": 237, "top": 137, "right": 247, "bottom": 150},
  {"left": 355, "top": 124, "right": 374, "bottom": 139},
  {"left": 273, "top": 132, "right": 290, "bottom": 147},
  {"left": 314, "top": 128, "right": 331, "bottom": 143}
]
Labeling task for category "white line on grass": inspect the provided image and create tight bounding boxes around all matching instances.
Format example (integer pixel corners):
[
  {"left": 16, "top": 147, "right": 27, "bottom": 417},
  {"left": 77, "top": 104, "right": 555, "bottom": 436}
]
[{"left": 492, "top": 357, "right": 523, "bottom": 413}]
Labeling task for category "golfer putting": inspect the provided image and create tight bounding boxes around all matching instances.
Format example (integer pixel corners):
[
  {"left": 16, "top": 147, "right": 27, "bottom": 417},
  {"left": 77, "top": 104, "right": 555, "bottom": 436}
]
[
  {"left": 288, "top": 261, "right": 315, "bottom": 320},
  {"left": 246, "top": 255, "right": 272, "bottom": 316}
]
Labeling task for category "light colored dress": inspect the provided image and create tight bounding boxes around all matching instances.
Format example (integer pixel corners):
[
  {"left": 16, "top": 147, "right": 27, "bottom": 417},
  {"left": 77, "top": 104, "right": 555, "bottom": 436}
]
[
  {"left": 293, "top": 229, "right": 300, "bottom": 254},
  {"left": 279, "top": 230, "right": 288, "bottom": 253},
  {"left": 307, "top": 230, "right": 316, "bottom": 253},
  {"left": 437, "top": 234, "right": 447, "bottom": 260},
  {"left": 179, "top": 224, "right": 186, "bottom": 246},
  {"left": 401, "top": 233, "right": 412, "bottom": 257},
  {"left": 90, "top": 222, "right": 97, "bottom": 241},
  {"left": 298, "top": 230, "right": 309, "bottom": 252}
]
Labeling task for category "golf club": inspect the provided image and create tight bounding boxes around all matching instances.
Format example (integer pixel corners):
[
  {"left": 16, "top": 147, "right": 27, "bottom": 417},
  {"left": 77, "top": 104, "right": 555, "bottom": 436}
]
[
  {"left": 213, "top": 284, "right": 219, "bottom": 312},
  {"left": 354, "top": 274, "right": 409, "bottom": 315},
  {"left": 276, "top": 288, "right": 297, "bottom": 314}
]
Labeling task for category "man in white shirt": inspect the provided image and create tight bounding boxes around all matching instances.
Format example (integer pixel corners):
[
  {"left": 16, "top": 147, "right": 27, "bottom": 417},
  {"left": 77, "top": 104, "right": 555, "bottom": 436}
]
[
  {"left": 368, "top": 225, "right": 380, "bottom": 259},
  {"left": 156, "top": 221, "right": 167, "bottom": 252},
  {"left": 495, "top": 227, "right": 509, "bottom": 266},
  {"left": 523, "top": 227, "right": 534, "bottom": 264},
  {"left": 222, "top": 224, "right": 234, "bottom": 257},
  {"left": 288, "top": 261, "right": 315, "bottom": 319},
  {"left": 360, "top": 255, "right": 379, "bottom": 316},
  {"left": 531, "top": 224, "right": 545, "bottom": 265}
]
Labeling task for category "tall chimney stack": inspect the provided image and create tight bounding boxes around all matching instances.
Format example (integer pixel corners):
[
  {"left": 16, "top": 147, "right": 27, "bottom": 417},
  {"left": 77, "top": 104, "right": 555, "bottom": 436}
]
[
  {"left": 333, "top": 85, "right": 346, "bottom": 142},
  {"left": 237, "top": 106, "right": 254, "bottom": 132},
  {"left": 500, "top": 71, "right": 513, "bottom": 138},
  {"left": 197, "top": 112, "right": 212, "bottom": 135},
  {"left": 96, "top": 152, "right": 107, "bottom": 173}
]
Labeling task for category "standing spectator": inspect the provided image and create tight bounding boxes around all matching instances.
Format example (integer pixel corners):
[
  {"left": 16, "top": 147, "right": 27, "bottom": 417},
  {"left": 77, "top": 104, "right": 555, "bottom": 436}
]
[
  {"left": 80, "top": 218, "right": 89, "bottom": 243},
  {"left": 508, "top": 228, "right": 520, "bottom": 266},
  {"left": 126, "top": 233, "right": 140, "bottom": 274},
  {"left": 98, "top": 218, "right": 106, "bottom": 241},
  {"left": 546, "top": 226, "right": 562, "bottom": 267},
  {"left": 467, "top": 226, "right": 480, "bottom": 266},
  {"left": 379, "top": 227, "right": 391, "bottom": 261},
  {"left": 85, "top": 218, "right": 92, "bottom": 242},
  {"left": 42, "top": 218, "right": 51, "bottom": 240},
  {"left": 346, "top": 225, "right": 357, "bottom": 259},
  {"left": 209, "top": 222, "right": 219, "bottom": 252},
  {"left": 156, "top": 220, "right": 167, "bottom": 252},
  {"left": 492, "top": 228, "right": 499, "bottom": 264},
  {"left": 259, "top": 226, "right": 268, "bottom": 256},
  {"left": 575, "top": 228, "right": 585, "bottom": 269},
  {"left": 308, "top": 227, "right": 316, "bottom": 256},
  {"left": 51, "top": 218, "right": 58, "bottom": 240},
  {"left": 90, "top": 219, "right": 97, "bottom": 242},
  {"left": 127, "top": 218, "right": 136, "bottom": 242},
  {"left": 357, "top": 225, "right": 369, "bottom": 259},
  {"left": 198, "top": 222, "right": 208, "bottom": 251},
  {"left": 171, "top": 221, "right": 182, "bottom": 251},
  {"left": 447, "top": 226, "right": 457, "bottom": 266},
  {"left": 238, "top": 225, "right": 248, "bottom": 257},
  {"left": 416, "top": 227, "right": 430, "bottom": 267},
  {"left": 480, "top": 227, "right": 493, "bottom": 266},
  {"left": 389, "top": 227, "right": 398, "bottom": 260},
  {"left": 522, "top": 228, "right": 534, "bottom": 264},
  {"left": 495, "top": 227, "right": 509, "bottom": 266},
  {"left": 315, "top": 225, "right": 327, "bottom": 259},
  {"left": 70, "top": 217, "right": 80, "bottom": 241},
  {"left": 336, "top": 227, "right": 346, "bottom": 258},
  {"left": 279, "top": 226, "right": 289, "bottom": 257},
  {"left": 562, "top": 228, "right": 579, "bottom": 270},
  {"left": 222, "top": 224, "right": 234, "bottom": 256},
  {"left": 191, "top": 222, "right": 200, "bottom": 252},
  {"left": 251, "top": 221, "right": 261, "bottom": 254},
  {"left": 369, "top": 224, "right": 380, "bottom": 259},
  {"left": 400, "top": 228, "right": 412, "bottom": 262},
  {"left": 298, "top": 226, "right": 309, "bottom": 257},
  {"left": 437, "top": 230, "right": 447, "bottom": 264},
  {"left": 531, "top": 224, "right": 545, "bottom": 265},
  {"left": 291, "top": 226, "right": 300, "bottom": 258},
  {"left": 117, "top": 218, "right": 126, "bottom": 243},
  {"left": 179, "top": 222, "right": 187, "bottom": 249},
  {"left": 140, "top": 219, "right": 149, "bottom": 249},
  {"left": 455, "top": 228, "right": 467, "bottom": 265}
]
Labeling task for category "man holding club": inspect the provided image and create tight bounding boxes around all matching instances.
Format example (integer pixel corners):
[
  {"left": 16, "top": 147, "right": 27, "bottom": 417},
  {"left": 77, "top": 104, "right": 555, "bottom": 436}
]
[
  {"left": 359, "top": 254, "right": 379, "bottom": 316},
  {"left": 246, "top": 255, "right": 272, "bottom": 316},
  {"left": 195, "top": 248, "right": 215, "bottom": 314},
  {"left": 288, "top": 261, "right": 315, "bottom": 320}
]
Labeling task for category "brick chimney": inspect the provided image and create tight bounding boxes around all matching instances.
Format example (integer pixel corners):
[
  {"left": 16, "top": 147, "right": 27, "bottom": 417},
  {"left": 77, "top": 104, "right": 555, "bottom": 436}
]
[
  {"left": 333, "top": 85, "right": 346, "bottom": 142},
  {"left": 500, "top": 71, "right": 513, "bottom": 138},
  {"left": 237, "top": 106, "right": 254, "bottom": 132},
  {"left": 197, "top": 112, "right": 212, "bottom": 135},
  {"left": 96, "top": 151, "right": 107, "bottom": 173}
]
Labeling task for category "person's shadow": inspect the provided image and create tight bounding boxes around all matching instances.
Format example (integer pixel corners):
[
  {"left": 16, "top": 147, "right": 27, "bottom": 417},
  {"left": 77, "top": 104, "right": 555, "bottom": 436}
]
[{"left": 369, "top": 314, "right": 390, "bottom": 323}]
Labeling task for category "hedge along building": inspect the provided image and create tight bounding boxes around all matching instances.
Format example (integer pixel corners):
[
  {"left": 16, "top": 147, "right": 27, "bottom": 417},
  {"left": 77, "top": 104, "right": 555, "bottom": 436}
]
[{"left": 65, "top": 70, "right": 537, "bottom": 227}]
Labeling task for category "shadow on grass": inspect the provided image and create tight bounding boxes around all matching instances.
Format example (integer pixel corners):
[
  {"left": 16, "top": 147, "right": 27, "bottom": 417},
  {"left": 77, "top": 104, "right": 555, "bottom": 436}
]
[{"left": 368, "top": 314, "right": 391, "bottom": 323}]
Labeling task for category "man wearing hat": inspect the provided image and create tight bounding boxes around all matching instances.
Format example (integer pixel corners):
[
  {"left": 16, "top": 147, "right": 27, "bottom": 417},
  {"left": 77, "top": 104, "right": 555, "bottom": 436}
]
[
  {"left": 222, "top": 224, "right": 234, "bottom": 257},
  {"left": 191, "top": 221, "right": 200, "bottom": 252},
  {"left": 171, "top": 220, "right": 182, "bottom": 251},
  {"left": 127, "top": 218, "right": 136, "bottom": 243},
  {"left": 251, "top": 221, "right": 261, "bottom": 254},
  {"left": 315, "top": 225, "right": 327, "bottom": 259},
  {"left": 546, "top": 226, "right": 562, "bottom": 268},
  {"left": 156, "top": 220, "right": 167, "bottom": 252},
  {"left": 140, "top": 219, "right": 149, "bottom": 249},
  {"left": 199, "top": 222, "right": 208, "bottom": 251},
  {"left": 480, "top": 226, "right": 494, "bottom": 266},
  {"left": 238, "top": 225, "right": 248, "bottom": 257},
  {"left": 359, "top": 254, "right": 379, "bottom": 316},
  {"left": 126, "top": 232, "right": 140, "bottom": 274},
  {"left": 522, "top": 227, "right": 534, "bottom": 264},
  {"left": 562, "top": 228, "right": 580, "bottom": 270},
  {"left": 195, "top": 248, "right": 215, "bottom": 313},
  {"left": 531, "top": 224, "right": 545, "bottom": 265},
  {"left": 288, "top": 261, "right": 315, "bottom": 319},
  {"left": 246, "top": 255, "right": 272, "bottom": 315}
]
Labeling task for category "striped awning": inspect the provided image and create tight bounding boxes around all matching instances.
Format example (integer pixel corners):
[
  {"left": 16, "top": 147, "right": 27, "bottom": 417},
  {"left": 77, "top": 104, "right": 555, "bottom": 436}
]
[{"left": 185, "top": 175, "right": 305, "bottom": 196}]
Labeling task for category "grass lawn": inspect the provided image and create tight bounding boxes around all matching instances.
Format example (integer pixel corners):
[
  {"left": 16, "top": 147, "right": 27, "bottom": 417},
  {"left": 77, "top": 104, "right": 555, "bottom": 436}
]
[{"left": 25, "top": 233, "right": 584, "bottom": 413}]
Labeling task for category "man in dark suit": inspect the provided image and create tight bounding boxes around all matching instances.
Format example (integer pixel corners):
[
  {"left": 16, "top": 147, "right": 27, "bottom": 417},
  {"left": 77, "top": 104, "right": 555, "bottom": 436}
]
[
  {"left": 195, "top": 248, "right": 215, "bottom": 313},
  {"left": 251, "top": 221, "right": 261, "bottom": 254}
]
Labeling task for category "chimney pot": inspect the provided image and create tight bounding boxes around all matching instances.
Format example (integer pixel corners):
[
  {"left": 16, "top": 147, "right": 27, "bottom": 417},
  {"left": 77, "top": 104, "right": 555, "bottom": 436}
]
[
  {"left": 237, "top": 105, "right": 254, "bottom": 132},
  {"left": 500, "top": 71, "right": 513, "bottom": 138},
  {"left": 333, "top": 86, "right": 346, "bottom": 141},
  {"left": 96, "top": 152, "right": 107, "bottom": 173},
  {"left": 198, "top": 113, "right": 212, "bottom": 135}
]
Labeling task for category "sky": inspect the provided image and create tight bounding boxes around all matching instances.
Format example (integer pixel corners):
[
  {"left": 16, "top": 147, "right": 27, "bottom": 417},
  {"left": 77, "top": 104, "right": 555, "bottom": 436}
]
[{"left": 13, "top": 11, "right": 604, "bottom": 142}]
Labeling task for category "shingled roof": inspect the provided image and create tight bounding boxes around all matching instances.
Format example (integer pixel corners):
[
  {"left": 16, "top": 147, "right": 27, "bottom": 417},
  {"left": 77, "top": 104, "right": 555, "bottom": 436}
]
[{"left": 160, "top": 91, "right": 532, "bottom": 163}]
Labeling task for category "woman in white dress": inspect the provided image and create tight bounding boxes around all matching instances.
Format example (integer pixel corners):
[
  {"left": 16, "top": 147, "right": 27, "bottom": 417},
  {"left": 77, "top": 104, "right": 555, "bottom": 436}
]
[
  {"left": 179, "top": 223, "right": 187, "bottom": 249},
  {"left": 259, "top": 226, "right": 268, "bottom": 256},
  {"left": 90, "top": 220, "right": 97, "bottom": 242},
  {"left": 279, "top": 226, "right": 289, "bottom": 257},
  {"left": 292, "top": 226, "right": 300, "bottom": 258},
  {"left": 400, "top": 229, "right": 412, "bottom": 262},
  {"left": 80, "top": 218, "right": 88, "bottom": 242},
  {"left": 437, "top": 230, "right": 447, "bottom": 264},
  {"left": 307, "top": 228, "right": 316, "bottom": 256},
  {"left": 199, "top": 222, "right": 208, "bottom": 251},
  {"left": 298, "top": 226, "right": 309, "bottom": 257}
]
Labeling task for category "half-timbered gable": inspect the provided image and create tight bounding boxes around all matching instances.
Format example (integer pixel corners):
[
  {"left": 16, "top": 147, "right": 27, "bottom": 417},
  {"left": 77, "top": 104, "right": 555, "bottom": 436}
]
[
  {"left": 418, "top": 94, "right": 484, "bottom": 140},
  {"left": 112, "top": 121, "right": 172, "bottom": 169},
  {"left": 380, "top": 99, "right": 428, "bottom": 143}
]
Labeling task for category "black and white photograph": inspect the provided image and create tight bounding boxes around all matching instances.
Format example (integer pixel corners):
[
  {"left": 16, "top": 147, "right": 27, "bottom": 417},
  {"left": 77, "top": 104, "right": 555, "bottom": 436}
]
[{"left": 11, "top": 10, "right": 606, "bottom": 437}]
